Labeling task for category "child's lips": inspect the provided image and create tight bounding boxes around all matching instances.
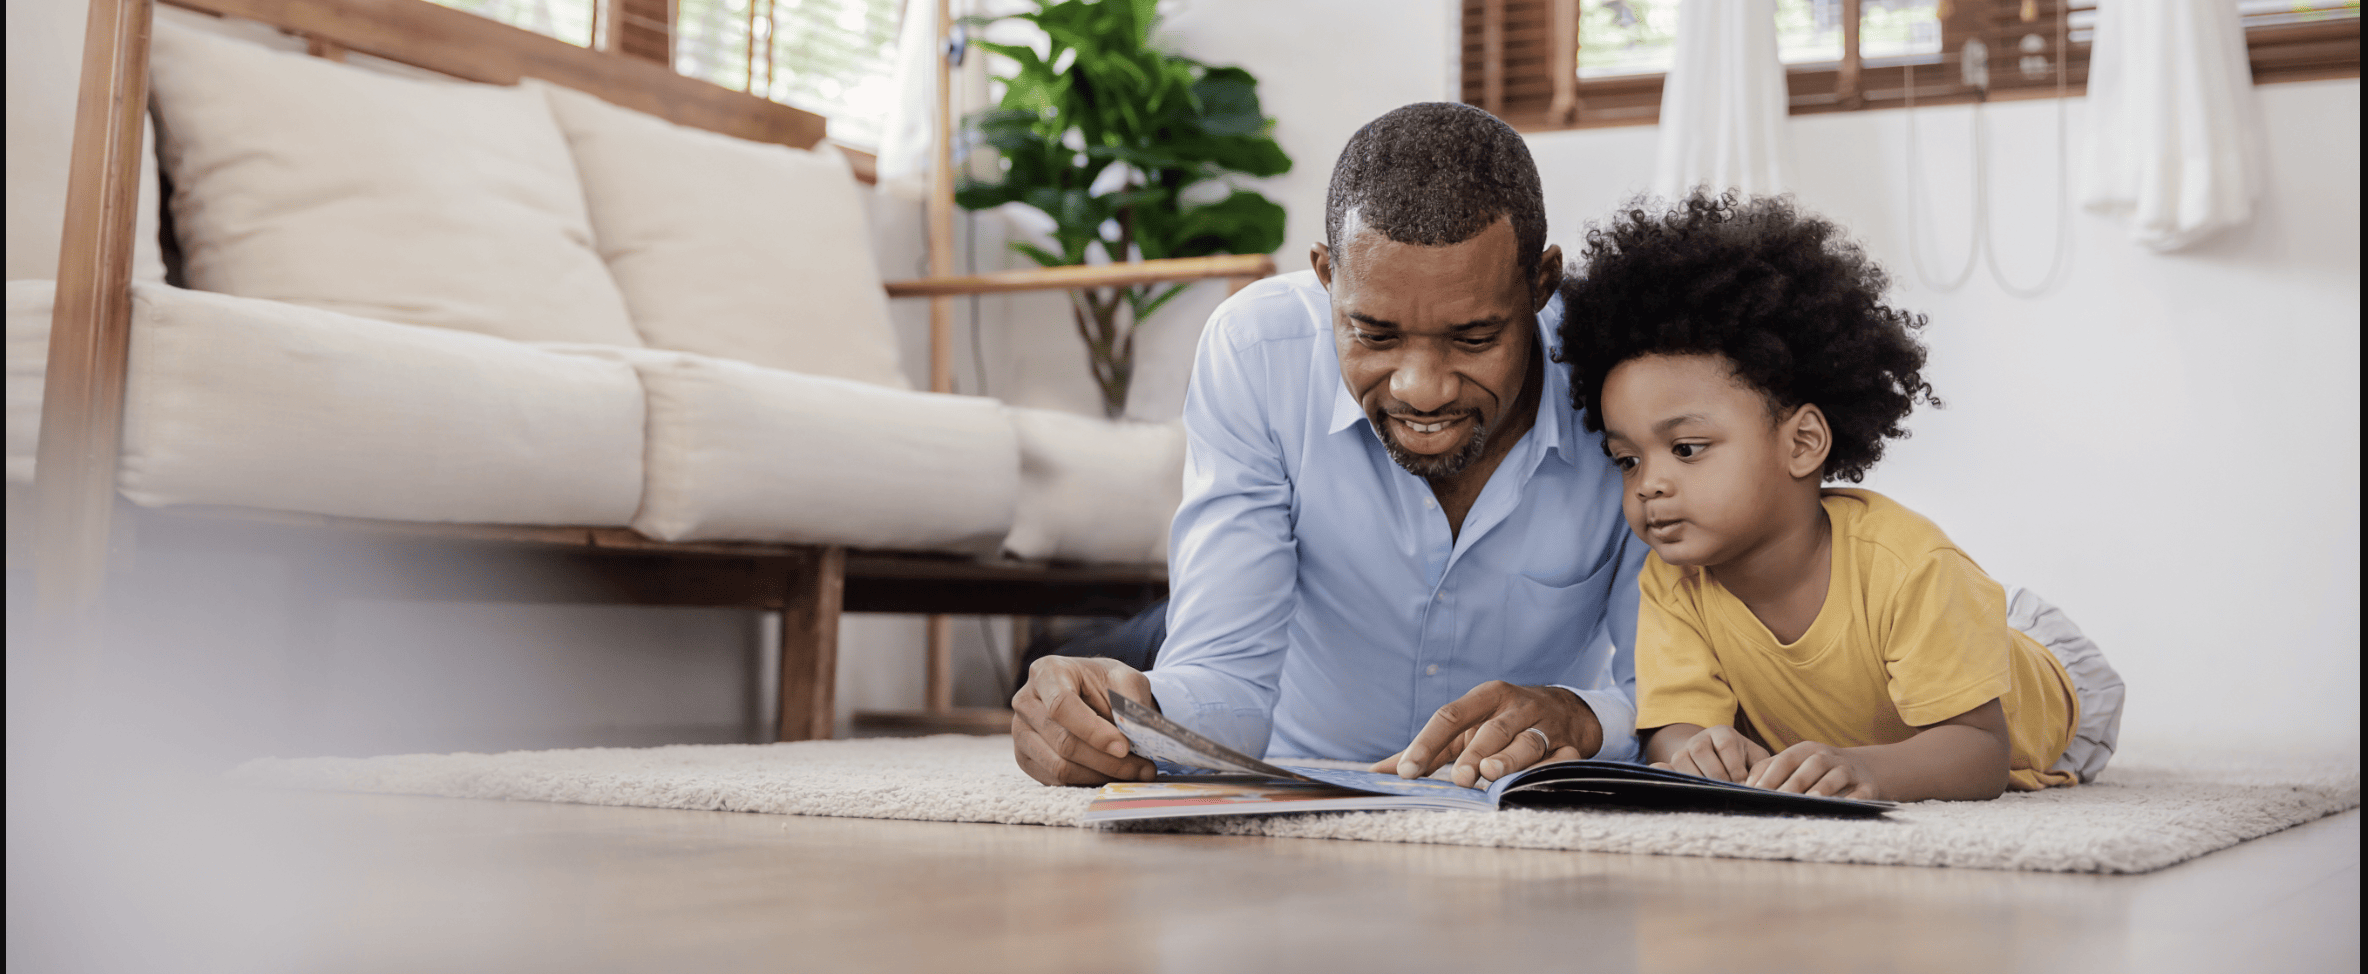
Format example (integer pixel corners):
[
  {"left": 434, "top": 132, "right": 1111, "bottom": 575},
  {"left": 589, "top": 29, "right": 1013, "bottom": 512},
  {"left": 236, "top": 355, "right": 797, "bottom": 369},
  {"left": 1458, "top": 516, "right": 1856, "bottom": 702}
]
[{"left": 1644, "top": 517, "right": 1685, "bottom": 538}]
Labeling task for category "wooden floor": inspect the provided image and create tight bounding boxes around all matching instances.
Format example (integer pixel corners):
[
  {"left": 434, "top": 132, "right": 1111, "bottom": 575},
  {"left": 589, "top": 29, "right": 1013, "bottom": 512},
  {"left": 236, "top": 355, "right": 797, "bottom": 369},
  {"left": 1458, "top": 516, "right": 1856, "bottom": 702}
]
[{"left": 8, "top": 784, "right": 2357, "bottom": 974}]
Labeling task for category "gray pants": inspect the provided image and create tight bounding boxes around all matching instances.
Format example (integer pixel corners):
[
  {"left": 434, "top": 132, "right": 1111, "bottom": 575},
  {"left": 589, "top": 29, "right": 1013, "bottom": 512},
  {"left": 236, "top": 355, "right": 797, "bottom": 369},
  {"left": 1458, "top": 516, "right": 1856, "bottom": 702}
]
[{"left": 2006, "top": 587, "right": 2126, "bottom": 783}]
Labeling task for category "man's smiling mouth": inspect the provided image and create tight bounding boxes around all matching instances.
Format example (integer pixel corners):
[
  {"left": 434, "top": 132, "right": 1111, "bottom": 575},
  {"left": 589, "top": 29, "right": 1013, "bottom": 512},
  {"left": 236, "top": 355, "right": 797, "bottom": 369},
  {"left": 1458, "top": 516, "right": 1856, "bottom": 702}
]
[{"left": 1389, "top": 413, "right": 1474, "bottom": 436}]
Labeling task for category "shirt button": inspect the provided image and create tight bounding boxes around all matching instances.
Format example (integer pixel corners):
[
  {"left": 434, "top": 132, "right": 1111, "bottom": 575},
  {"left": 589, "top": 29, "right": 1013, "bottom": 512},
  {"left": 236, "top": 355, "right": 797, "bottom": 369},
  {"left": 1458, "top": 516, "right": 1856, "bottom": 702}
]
[
  {"left": 1426, "top": 665, "right": 1440, "bottom": 676},
  {"left": 1435, "top": 592, "right": 1446, "bottom": 602},
  {"left": 1422, "top": 496, "right": 1437, "bottom": 510}
]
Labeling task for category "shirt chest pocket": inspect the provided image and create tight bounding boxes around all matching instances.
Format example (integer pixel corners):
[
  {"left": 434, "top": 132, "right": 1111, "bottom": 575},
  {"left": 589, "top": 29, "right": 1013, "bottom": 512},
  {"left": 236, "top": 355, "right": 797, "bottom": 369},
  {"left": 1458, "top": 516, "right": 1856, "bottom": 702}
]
[{"left": 1490, "top": 554, "right": 1620, "bottom": 685}]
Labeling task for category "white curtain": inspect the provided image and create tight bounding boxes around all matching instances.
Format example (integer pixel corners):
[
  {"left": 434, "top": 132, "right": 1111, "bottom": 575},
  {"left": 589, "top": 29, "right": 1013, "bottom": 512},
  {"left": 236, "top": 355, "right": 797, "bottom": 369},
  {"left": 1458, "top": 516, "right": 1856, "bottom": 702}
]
[
  {"left": 874, "top": 0, "right": 944, "bottom": 202},
  {"left": 1652, "top": 0, "right": 1789, "bottom": 199},
  {"left": 2077, "top": 0, "right": 2260, "bottom": 252}
]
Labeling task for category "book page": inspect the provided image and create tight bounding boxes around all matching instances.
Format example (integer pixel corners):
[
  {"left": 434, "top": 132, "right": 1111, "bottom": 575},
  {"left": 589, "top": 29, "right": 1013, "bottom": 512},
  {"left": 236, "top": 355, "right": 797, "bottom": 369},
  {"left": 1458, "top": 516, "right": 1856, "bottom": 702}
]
[{"left": 1106, "top": 692, "right": 1316, "bottom": 781}]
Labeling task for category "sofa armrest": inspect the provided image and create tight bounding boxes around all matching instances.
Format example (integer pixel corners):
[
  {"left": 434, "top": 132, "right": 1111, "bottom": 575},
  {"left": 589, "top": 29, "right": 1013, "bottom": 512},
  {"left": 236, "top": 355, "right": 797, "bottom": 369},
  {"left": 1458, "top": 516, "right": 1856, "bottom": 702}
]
[{"left": 882, "top": 254, "right": 1276, "bottom": 299}]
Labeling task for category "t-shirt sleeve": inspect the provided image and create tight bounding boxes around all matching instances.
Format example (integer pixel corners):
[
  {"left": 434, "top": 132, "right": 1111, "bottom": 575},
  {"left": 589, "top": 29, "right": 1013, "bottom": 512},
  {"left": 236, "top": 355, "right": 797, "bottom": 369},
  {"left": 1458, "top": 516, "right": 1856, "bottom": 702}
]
[
  {"left": 1632, "top": 563, "right": 1738, "bottom": 732},
  {"left": 1881, "top": 547, "right": 2016, "bottom": 727}
]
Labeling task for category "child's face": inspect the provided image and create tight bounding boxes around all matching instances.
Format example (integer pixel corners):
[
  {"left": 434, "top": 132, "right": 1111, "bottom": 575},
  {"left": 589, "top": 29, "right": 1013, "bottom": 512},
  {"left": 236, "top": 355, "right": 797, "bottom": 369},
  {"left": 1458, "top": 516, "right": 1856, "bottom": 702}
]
[{"left": 1598, "top": 353, "right": 1814, "bottom": 567}]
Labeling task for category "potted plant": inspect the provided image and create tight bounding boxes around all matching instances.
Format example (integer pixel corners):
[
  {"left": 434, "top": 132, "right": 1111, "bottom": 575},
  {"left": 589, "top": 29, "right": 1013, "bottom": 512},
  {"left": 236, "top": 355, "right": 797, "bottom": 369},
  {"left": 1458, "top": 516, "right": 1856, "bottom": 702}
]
[{"left": 955, "top": 0, "right": 1291, "bottom": 419}]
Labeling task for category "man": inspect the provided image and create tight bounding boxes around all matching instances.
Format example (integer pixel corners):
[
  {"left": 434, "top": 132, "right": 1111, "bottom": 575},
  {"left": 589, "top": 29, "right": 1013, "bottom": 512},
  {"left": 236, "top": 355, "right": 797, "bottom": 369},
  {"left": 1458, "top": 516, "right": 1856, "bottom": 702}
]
[{"left": 1011, "top": 102, "right": 1646, "bottom": 788}]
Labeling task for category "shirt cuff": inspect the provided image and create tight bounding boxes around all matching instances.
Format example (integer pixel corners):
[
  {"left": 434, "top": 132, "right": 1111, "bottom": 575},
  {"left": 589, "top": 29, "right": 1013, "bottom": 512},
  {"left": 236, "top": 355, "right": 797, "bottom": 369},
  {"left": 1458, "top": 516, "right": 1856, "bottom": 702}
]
[{"left": 1558, "top": 684, "right": 1641, "bottom": 764}]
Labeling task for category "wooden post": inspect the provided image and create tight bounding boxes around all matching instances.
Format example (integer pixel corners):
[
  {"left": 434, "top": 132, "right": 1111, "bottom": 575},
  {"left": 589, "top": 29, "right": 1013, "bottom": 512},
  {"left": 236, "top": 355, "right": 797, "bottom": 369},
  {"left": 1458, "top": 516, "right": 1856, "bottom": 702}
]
[
  {"left": 1838, "top": 0, "right": 1863, "bottom": 109},
  {"left": 777, "top": 546, "right": 845, "bottom": 741},
  {"left": 1548, "top": 0, "right": 1579, "bottom": 125},
  {"left": 925, "top": 614, "right": 954, "bottom": 712},
  {"left": 1481, "top": 0, "right": 1505, "bottom": 116},
  {"left": 34, "top": 0, "right": 154, "bottom": 631},
  {"left": 924, "top": 0, "right": 959, "bottom": 715},
  {"left": 928, "top": 0, "right": 956, "bottom": 395}
]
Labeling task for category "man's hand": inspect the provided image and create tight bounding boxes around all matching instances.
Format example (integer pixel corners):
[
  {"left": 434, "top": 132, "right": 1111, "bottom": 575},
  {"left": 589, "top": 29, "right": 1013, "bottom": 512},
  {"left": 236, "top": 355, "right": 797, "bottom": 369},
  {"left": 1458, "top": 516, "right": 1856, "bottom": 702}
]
[
  {"left": 1366, "top": 681, "right": 1598, "bottom": 788},
  {"left": 1651, "top": 724, "right": 1771, "bottom": 783},
  {"left": 1010, "top": 656, "right": 1159, "bottom": 786},
  {"left": 1746, "top": 741, "right": 1880, "bottom": 799}
]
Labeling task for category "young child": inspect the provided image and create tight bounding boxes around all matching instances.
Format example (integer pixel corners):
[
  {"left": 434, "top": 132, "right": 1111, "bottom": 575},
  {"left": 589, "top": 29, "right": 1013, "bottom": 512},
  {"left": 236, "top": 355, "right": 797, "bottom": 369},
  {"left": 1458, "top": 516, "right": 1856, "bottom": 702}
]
[{"left": 1556, "top": 191, "right": 2124, "bottom": 800}]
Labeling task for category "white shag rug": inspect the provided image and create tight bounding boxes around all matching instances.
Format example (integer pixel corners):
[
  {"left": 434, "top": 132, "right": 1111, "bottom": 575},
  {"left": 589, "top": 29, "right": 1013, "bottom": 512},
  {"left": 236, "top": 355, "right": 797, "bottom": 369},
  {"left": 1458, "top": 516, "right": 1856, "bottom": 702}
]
[{"left": 229, "top": 735, "right": 2359, "bottom": 874}]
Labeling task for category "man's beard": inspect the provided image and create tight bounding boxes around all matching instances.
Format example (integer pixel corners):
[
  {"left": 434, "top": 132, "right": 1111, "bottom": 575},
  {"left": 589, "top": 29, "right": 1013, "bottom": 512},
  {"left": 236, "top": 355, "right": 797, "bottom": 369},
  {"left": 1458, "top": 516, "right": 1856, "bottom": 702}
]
[{"left": 1376, "top": 412, "right": 1491, "bottom": 482}]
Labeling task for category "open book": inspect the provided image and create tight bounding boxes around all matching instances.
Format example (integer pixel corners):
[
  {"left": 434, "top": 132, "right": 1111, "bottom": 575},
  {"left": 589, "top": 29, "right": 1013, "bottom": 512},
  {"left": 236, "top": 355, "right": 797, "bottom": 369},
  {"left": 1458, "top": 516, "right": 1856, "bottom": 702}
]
[{"left": 1086, "top": 692, "right": 1896, "bottom": 823}]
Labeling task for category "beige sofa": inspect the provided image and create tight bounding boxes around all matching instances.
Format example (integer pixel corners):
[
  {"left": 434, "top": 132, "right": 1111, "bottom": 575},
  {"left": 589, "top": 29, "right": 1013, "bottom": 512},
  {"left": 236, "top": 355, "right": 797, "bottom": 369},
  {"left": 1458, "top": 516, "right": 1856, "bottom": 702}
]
[{"left": 10, "top": 0, "right": 1257, "bottom": 737}]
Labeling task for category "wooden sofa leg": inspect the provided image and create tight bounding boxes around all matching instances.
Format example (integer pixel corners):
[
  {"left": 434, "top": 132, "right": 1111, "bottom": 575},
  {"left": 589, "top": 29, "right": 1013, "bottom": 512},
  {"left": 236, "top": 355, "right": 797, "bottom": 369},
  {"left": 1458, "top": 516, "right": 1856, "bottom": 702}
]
[{"left": 776, "top": 546, "right": 844, "bottom": 742}]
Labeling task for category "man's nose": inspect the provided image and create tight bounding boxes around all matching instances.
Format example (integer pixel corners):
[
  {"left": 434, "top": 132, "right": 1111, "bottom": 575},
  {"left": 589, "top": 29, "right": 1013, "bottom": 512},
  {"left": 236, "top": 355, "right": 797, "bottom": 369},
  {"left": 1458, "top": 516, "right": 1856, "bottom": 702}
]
[{"left": 1388, "top": 351, "right": 1457, "bottom": 413}]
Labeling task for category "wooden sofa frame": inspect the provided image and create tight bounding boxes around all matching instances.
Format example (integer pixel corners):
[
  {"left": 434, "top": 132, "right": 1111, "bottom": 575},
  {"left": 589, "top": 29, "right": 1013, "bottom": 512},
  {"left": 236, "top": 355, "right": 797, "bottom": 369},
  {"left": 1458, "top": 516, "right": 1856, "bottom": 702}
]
[{"left": 33, "top": 0, "right": 1271, "bottom": 740}]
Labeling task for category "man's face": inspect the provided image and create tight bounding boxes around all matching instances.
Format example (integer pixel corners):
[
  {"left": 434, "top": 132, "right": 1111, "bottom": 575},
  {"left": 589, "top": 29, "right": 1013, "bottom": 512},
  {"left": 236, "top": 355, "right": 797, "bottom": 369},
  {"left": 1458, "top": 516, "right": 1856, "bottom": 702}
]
[
  {"left": 1597, "top": 353, "right": 1801, "bottom": 568},
  {"left": 1315, "top": 216, "right": 1558, "bottom": 481}
]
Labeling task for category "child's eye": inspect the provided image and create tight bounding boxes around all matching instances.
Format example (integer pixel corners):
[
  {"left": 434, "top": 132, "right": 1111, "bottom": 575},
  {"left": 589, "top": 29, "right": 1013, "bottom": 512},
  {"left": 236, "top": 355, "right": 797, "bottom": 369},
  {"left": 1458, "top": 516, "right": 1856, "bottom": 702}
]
[
  {"left": 1673, "top": 443, "right": 1708, "bottom": 459},
  {"left": 1611, "top": 455, "right": 1639, "bottom": 472}
]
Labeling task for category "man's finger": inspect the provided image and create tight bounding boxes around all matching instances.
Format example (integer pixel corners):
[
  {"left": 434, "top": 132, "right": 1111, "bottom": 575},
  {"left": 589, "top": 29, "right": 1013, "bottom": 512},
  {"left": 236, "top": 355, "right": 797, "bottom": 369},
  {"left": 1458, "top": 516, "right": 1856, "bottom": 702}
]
[
  {"left": 1044, "top": 683, "right": 1132, "bottom": 759},
  {"left": 1014, "top": 720, "right": 1101, "bottom": 786},
  {"left": 1451, "top": 714, "right": 1530, "bottom": 788},
  {"left": 1368, "top": 750, "right": 1406, "bottom": 774},
  {"left": 1476, "top": 724, "right": 1551, "bottom": 783},
  {"left": 1395, "top": 700, "right": 1479, "bottom": 778}
]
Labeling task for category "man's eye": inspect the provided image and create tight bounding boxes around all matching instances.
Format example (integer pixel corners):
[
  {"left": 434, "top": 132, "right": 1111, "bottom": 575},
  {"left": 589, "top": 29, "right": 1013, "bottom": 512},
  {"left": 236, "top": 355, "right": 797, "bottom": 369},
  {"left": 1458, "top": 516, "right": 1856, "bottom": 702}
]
[
  {"left": 1673, "top": 443, "right": 1707, "bottom": 459},
  {"left": 1456, "top": 335, "right": 1497, "bottom": 350},
  {"left": 1357, "top": 331, "right": 1397, "bottom": 346}
]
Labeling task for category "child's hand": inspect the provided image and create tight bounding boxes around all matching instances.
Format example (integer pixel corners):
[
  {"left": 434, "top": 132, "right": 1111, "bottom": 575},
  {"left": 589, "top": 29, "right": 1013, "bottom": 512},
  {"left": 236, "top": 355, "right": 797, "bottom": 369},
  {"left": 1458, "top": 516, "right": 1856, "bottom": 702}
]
[
  {"left": 1651, "top": 724, "right": 1769, "bottom": 783},
  {"left": 1746, "top": 742, "right": 1880, "bottom": 799}
]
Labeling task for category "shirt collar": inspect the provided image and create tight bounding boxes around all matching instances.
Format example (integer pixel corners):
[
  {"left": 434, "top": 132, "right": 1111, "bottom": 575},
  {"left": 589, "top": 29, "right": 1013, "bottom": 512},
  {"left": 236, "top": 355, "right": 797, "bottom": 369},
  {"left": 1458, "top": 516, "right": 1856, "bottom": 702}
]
[{"left": 1327, "top": 293, "right": 1579, "bottom": 469}]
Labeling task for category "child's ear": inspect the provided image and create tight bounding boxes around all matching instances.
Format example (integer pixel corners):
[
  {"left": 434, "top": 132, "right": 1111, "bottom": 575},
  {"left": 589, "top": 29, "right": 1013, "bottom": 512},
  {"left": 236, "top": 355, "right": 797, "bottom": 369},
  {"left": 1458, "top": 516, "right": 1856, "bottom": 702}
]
[{"left": 1785, "top": 404, "right": 1832, "bottom": 481}]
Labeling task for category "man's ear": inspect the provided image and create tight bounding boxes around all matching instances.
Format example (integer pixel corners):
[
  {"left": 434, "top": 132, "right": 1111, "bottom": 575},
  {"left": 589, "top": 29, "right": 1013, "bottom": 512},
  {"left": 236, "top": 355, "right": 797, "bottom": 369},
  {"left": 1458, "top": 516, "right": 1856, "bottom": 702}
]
[
  {"left": 1784, "top": 404, "right": 1832, "bottom": 481},
  {"left": 1532, "top": 244, "right": 1564, "bottom": 311},
  {"left": 1311, "top": 242, "right": 1334, "bottom": 290}
]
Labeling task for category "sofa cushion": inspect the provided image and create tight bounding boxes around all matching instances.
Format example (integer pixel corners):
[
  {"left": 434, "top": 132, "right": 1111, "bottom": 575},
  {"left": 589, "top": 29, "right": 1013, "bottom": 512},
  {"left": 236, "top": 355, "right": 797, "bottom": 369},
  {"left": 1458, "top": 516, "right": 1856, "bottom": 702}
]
[
  {"left": 6, "top": 280, "right": 646, "bottom": 524},
  {"left": 146, "top": 21, "right": 640, "bottom": 346},
  {"left": 5, "top": 0, "right": 166, "bottom": 283},
  {"left": 536, "top": 82, "right": 909, "bottom": 388},
  {"left": 541, "top": 345, "right": 1015, "bottom": 551},
  {"left": 1001, "top": 407, "right": 1183, "bottom": 565}
]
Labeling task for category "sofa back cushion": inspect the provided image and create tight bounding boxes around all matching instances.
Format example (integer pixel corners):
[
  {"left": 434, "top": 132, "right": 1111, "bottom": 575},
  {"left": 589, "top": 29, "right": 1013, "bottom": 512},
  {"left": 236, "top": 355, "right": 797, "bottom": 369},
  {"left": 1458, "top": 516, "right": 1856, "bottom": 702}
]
[
  {"left": 6, "top": 0, "right": 166, "bottom": 283},
  {"left": 537, "top": 82, "right": 909, "bottom": 388},
  {"left": 146, "top": 21, "right": 640, "bottom": 346}
]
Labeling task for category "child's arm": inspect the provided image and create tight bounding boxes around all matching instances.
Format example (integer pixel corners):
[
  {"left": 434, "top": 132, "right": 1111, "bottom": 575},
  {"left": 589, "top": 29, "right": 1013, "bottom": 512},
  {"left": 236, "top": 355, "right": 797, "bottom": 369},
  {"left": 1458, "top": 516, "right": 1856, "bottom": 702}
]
[
  {"left": 1744, "top": 698, "right": 2012, "bottom": 801},
  {"left": 1643, "top": 722, "right": 1772, "bottom": 783}
]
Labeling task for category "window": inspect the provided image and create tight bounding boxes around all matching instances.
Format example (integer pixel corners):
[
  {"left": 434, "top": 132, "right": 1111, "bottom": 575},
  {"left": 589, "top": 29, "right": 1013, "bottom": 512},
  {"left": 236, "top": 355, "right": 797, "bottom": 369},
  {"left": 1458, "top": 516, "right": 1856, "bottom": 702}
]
[
  {"left": 424, "top": 0, "right": 903, "bottom": 146},
  {"left": 428, "top": 0, "right": 601, "bottom": 47},
  {"left": 1463, "top": 0, "right": 2361, "bottom": 132},
  {"left": 675, "top": 0, "right": 902, "bottom": 146}
]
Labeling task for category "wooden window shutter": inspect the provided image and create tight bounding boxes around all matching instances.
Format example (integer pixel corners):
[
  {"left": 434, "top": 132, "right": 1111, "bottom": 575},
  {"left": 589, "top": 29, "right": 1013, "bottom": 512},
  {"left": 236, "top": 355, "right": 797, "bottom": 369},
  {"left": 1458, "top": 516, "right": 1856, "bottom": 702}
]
[
  {"left": 1462, "top": 0, "right": 1578, "bottom": 127},
  {"left": 607, "top": 0, "right": 674, "bottom": 65}
]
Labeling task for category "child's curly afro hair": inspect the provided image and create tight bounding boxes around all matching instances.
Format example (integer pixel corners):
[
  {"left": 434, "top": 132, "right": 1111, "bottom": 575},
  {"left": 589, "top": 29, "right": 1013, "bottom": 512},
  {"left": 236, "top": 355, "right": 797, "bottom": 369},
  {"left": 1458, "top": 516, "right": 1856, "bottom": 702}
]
[{"left": 1557, "top": 190, "right": 1939, "bottom": 483}]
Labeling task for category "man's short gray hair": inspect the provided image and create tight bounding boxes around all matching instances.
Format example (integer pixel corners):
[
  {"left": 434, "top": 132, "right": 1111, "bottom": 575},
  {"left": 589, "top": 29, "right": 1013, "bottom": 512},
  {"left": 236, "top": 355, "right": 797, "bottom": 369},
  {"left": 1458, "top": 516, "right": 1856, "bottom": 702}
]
[{"left": 1324, "top": 102, "right": 1548, "bottom": 281}]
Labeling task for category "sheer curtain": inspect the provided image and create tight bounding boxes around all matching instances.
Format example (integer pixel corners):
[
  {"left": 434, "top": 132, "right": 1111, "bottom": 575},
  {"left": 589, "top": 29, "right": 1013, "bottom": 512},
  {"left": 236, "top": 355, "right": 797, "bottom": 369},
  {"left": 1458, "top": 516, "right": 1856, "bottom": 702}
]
[
  {"left": 2077, "top": 0, "right": 2261, "bottom": 251},
  {"left": 1652, "top": 0, "right": 1790, "bottom": 199}
]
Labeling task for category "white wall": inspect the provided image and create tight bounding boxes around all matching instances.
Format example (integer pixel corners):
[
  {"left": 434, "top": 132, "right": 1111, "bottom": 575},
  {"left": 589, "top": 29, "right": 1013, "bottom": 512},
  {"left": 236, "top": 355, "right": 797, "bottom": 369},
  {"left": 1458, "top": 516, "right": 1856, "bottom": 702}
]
[{"left": 1523, "top": 81, "right": 2362, "bottom": 743}]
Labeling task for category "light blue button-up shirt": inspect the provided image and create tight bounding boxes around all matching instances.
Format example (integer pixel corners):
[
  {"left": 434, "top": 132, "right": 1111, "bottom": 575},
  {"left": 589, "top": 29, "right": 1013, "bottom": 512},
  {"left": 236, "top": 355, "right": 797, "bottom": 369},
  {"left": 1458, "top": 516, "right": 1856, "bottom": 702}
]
[{"left": 1145, "top": 270, "right": 1648, "bottom": 764}]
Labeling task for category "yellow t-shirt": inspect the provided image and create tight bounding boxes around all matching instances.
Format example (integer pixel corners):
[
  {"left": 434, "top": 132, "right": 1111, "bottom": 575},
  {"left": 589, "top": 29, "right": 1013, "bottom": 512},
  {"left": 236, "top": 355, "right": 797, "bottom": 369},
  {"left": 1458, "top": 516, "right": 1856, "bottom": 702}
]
[{"left": 1634, "top": 489, "right": 2080, "bottom": 791}]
